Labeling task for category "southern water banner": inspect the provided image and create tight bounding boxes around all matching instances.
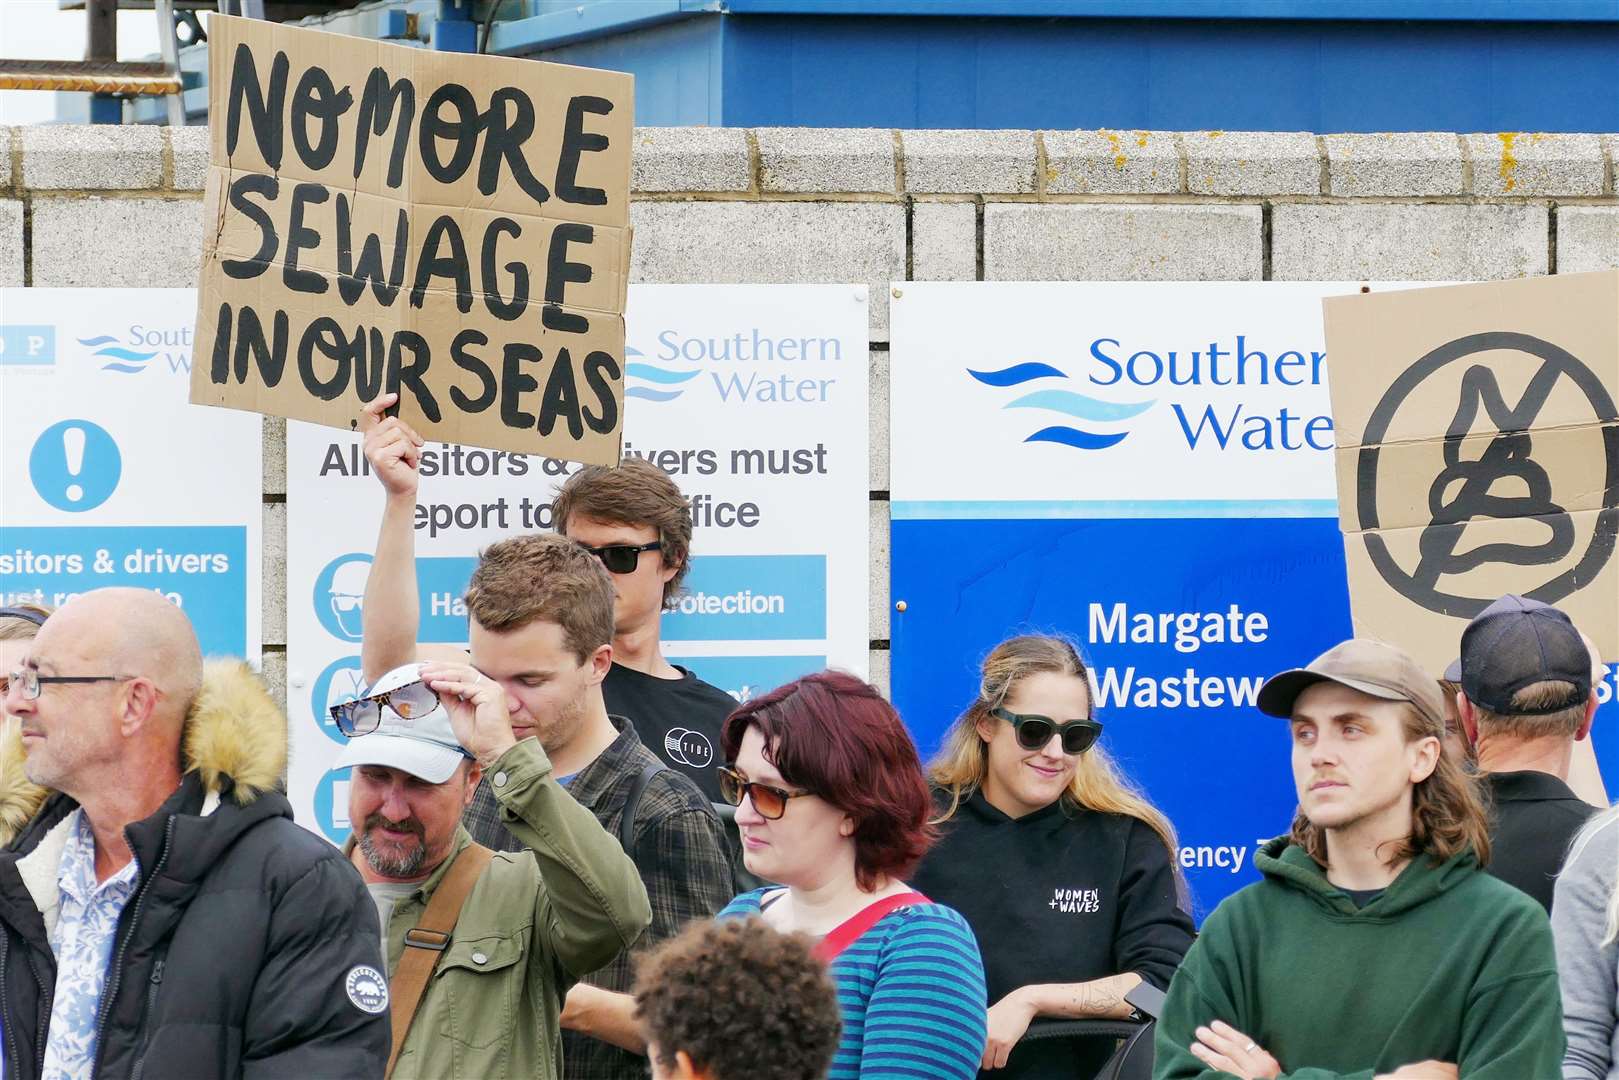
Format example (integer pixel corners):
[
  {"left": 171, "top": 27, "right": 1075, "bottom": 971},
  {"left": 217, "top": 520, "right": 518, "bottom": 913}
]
[
  {"left": 888, "top": 281, "right": 1619, "bottom": 918},
  {"left": 288, "top": 284, "right": 870, "bottom": 842},
  {"left": 0, "top": 289, "right": 262, "bottom": 659}
]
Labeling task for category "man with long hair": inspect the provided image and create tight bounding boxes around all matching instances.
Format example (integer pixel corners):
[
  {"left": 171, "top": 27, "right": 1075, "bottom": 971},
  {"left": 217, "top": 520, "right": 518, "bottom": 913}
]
[{"left": 1154, "top": 639, "right": 1563, "bottom": 1080}]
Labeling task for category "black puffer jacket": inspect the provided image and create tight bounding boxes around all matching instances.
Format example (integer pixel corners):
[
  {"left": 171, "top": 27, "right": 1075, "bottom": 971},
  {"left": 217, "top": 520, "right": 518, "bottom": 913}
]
[{"left": 0, "top": 661, "right": 390, "bottom": 1080}]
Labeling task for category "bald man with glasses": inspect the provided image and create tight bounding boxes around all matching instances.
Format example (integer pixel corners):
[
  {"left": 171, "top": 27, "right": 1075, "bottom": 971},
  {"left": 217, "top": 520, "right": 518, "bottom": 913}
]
[{"left": 0, "top": 588, "right": 389, "bottom": 1080}]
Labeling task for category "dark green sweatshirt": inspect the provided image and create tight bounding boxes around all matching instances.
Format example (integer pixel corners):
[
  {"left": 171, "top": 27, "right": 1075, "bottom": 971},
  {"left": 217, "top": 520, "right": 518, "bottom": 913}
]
[{"left": 1153, "top": 838, "right": 1563, "bottom": 1079}]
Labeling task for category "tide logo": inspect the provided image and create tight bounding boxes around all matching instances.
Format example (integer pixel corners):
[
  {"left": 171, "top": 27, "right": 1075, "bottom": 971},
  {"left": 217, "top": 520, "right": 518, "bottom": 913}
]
[{"left": 663, "top": 727, "right": 715, "bottom": 769}]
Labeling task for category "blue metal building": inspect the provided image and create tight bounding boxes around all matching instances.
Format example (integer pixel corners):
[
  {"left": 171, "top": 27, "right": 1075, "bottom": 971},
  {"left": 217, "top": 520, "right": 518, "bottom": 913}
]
[
  {"left": 502, "top": 0, "right": 1619, "bottom": 132},
  {"left": 134, "top": 0, "right": 1619, "bottom": 131}
]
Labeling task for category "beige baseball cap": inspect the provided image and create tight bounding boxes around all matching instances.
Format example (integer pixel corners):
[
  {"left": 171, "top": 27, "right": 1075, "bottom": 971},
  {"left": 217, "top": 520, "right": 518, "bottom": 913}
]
[{"left": 1257, "top": 639, "right": 1446, "bottom": 734}]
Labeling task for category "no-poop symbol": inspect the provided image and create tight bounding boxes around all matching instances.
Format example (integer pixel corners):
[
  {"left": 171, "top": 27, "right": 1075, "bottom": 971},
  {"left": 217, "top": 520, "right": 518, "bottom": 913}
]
[{"left": 1356, "top": 332, "right": 1619, "bottom": 619}]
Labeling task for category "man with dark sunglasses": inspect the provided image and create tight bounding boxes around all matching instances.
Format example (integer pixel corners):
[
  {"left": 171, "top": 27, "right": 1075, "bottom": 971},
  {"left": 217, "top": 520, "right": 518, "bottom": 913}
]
[
  {"left": 552, "top": 459, "right": 739, "bottom": 803},
  {"left": 351, "top": 404, "right": 734, "bottom": 1080}
]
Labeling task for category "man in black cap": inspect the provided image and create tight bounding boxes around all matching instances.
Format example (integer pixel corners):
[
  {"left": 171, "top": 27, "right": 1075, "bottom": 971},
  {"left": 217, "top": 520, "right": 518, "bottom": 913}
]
[{"left": 1450, "top": 594, "right": 1600, "bottom": 913}]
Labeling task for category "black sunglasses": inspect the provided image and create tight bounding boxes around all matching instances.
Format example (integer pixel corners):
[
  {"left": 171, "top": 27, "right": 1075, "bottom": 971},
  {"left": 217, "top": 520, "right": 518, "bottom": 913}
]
[
  {"left": 329, "top": 680, "right": 440, "bottom": 737},
  {"left": 717, "top": 766, "right": 815, "bottom": 820},
  {"left": 577, "top": 540, "right": 662, "bottom": 575},
  {"left": 992, "top": 706, "right": 1103, "bottom": 755}
]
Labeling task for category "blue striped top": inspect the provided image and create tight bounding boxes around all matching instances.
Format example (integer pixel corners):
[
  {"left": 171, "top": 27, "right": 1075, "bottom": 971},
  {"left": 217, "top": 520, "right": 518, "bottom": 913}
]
[{"left": 719, "top": 888, "right": 988, "bottom": 1080}]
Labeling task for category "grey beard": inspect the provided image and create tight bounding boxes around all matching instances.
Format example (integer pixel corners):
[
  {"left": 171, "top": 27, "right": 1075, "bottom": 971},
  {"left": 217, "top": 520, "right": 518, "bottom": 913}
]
[{"left": 358, "top": 827, "right": 426, "bottom": 878}]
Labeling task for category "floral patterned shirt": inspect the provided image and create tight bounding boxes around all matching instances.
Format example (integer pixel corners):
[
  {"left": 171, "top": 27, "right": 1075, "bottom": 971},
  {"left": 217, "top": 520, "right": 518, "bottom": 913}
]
[{"left": 42, "top": 809, "right": 140, "bottom": 1080}]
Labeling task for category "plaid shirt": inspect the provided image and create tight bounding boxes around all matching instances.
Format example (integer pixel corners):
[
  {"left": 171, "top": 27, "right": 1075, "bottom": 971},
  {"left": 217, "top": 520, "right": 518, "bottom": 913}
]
[{"left": 463, "top": 717, "right": 733, "bottom": 1080}]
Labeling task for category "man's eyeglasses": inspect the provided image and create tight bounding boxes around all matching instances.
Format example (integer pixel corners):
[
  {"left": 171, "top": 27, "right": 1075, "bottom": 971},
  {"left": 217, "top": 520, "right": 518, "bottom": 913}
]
[
  {"left": 992, "top": 706, "right": 1103, "bottom": 755},
  {"left": 4, "top": 669, "right": 133, "bottom": 702},
  {"left": 717, "top": 766, "right": 815, "bottom": 820},
  {"left": 577, "top": 541, "right": 662, "bottom": 575},
  {"left": 329, "top": 680, "right": 440, "bottom": 737}
]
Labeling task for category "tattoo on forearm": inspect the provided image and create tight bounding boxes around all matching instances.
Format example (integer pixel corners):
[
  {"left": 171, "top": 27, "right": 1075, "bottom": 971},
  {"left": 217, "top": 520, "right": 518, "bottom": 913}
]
[{"left": 1077, "top": 981, "right": 1124, "bottom": 1014}]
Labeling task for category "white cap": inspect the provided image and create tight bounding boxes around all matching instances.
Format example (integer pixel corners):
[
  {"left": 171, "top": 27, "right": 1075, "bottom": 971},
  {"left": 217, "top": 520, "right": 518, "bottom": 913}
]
[{"left": 331, "top": 662, "right": 470, "bottom": 784}]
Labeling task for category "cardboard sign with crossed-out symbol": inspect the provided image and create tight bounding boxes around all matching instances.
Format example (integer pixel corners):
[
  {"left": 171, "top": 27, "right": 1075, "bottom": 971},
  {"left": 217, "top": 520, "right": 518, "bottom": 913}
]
[{"left": 1323, "top": 272, "right": 1619, "bottom": 675}]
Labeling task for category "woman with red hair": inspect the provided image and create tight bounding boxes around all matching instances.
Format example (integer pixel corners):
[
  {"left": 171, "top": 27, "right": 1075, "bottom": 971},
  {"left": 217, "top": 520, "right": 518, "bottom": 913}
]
[{"left": 716, "top": 670, "right": 987, "bottom": 1080}]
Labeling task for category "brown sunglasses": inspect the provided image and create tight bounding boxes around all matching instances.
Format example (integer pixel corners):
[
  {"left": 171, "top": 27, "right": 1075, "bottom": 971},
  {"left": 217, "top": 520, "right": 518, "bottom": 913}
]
[{"left": 717, "top": 766, "right": 815, "bottom": 820}]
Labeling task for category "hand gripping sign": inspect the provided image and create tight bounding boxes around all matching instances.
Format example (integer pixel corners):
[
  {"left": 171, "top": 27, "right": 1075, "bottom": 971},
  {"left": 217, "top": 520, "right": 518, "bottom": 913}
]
[
  {"left": 1322, "top": 273, "right": 1619, "bottom": 673},
  {"left": 189, "top": 16, "right": 633, "bottom": 466}
]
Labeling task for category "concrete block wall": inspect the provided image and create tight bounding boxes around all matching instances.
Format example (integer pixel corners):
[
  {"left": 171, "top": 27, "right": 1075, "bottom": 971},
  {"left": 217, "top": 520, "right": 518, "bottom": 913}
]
[{"left": 7, "top": 125, "right": 1619, "bottom": 704}]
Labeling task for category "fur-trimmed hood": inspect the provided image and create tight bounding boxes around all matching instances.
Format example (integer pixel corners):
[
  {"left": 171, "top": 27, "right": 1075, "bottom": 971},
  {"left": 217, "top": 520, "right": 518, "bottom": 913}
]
[{"left": 0, "top": 659, "right": 286, "bottom": 848}]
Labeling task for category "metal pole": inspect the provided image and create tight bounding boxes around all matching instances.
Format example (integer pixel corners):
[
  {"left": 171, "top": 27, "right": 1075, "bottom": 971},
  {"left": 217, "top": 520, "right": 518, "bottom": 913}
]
[
  {"left": 86, "top": 0, "right": 119, "bottom": 124},
  {"left": 155, "top": 0, "right": 184, "bottom": 126}
]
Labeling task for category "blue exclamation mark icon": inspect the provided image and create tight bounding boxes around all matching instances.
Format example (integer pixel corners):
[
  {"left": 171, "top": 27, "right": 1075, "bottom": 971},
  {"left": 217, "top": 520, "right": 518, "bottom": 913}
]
[
  {"left": 29, "top": 420, "right": 121, "bottom": 512},
  {"left": 61, "top": 426, "right": 86, "bottom": 503}
]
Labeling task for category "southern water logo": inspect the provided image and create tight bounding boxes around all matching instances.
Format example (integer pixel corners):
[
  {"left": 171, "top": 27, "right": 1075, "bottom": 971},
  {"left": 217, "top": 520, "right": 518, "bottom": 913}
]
[
  {"left": 624, "top": 345, "right": 701, "bottom": 403},
  {"left": 968, "top": 362, "right": 1154, "bottom": 451},
  {"left": 76, "top": 326, "right": 193, "bottom": 375},
  {"left": 625, "top": 330, "right": 841, "bottom": 404},
  {"left": 78, "top": 334, "right": 159, "bottom": 374}
]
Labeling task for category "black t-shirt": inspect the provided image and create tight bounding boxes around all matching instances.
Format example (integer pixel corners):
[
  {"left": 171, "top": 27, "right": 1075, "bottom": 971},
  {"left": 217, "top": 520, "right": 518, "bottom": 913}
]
[
  {"left": 1341, "top": 887, "right": 1385, "bottom": 909},
  {"left": 909, "top": 789, "right": 1195, "bottom": 1080},
  {"left": 1484, "top": 769, "right": 1599, "bottom": 914},
  {"left": 603, "top": 661, "right": 736, "bottom": 803}
]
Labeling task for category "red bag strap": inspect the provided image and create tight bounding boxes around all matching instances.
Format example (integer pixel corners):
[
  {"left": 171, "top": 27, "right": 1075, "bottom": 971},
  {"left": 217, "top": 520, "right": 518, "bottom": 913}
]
[{"left": 812, "top": 891, "right": 930, "bottom": 963}]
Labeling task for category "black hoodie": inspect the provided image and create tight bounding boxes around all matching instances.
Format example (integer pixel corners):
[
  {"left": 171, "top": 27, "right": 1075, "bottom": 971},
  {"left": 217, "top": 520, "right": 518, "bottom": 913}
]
[{"left": 911, "top": 789, "right": 1194, "bottom": 1079}]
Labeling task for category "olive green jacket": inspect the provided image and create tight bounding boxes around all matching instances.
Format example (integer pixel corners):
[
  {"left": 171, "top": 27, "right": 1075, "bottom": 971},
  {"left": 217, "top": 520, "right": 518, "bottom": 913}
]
[{"left": 350, "top": 739, "right": 652, "bottom": 1080}]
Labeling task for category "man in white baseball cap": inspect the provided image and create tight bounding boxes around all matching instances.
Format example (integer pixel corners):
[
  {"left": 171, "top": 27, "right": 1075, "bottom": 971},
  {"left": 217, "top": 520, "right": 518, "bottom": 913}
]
[{"left": 333, "top": 660, "right": 650, "bottom": 1080}]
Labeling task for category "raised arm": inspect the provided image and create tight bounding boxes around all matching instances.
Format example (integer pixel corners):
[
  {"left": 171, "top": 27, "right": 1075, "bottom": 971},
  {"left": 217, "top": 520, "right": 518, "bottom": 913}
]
[
  {"left": 423, "top": 662, "right": 652, "bottom": 979},
  {"left": 358, "top": 392, "right": 425, "bottom": 684}
]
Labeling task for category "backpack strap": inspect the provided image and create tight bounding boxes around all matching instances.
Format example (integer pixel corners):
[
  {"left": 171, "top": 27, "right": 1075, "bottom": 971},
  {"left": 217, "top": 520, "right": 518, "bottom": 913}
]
[
  {"left": 812, "top": 891, "right": 931, "bottom": 963},
  {"left": 386, "top": 842, "right": 494, "bottom": 1078},
  {"left": 619, "top": 761, "right": 668, "bottom": 852}
]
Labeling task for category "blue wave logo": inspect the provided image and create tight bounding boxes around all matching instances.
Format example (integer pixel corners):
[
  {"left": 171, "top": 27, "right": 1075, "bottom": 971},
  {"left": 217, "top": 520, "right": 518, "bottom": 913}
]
[
  {"left": 624, "top": 346, "right": 701, "bottom": 403},
  {"left": 78, "top": 334, "right": 158, "bottom": 374},
  {"left": 968, "top": 363, "right": 1153, "bottom": 451}
]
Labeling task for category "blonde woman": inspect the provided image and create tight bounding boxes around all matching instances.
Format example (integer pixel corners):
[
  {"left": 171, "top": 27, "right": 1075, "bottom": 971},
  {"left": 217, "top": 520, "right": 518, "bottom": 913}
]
[
  {"left": 911, "top": 634, "right": 1193, "bottom": 1079},
  {"left": 0, "top": 602, "right": 52, "bottom": 849}
]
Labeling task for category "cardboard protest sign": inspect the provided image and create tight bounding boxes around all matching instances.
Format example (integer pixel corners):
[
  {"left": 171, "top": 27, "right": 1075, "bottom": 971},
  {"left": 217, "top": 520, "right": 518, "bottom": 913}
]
[
  {"left": 1322, "top": 272, "right": 1619, "bottom": 673},
  {"left": 189, "top": 15, "right": 633, "bottom": 465}
]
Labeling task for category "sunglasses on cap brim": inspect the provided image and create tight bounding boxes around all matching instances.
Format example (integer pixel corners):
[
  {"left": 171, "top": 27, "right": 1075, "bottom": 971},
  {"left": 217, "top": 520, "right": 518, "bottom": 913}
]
[
  {"left": 992, "top": 706, "right": 1103, "bottom": 755},
  {"left": 330, "top": 680, "right": 440, "bottom": 737}
]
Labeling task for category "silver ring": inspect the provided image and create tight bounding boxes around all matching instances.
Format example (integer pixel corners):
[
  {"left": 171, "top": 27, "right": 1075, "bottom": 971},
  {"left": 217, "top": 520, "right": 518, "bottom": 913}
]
[{"left": 1243, "top": 1042, "right": 1257, "bottom": 1054}]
